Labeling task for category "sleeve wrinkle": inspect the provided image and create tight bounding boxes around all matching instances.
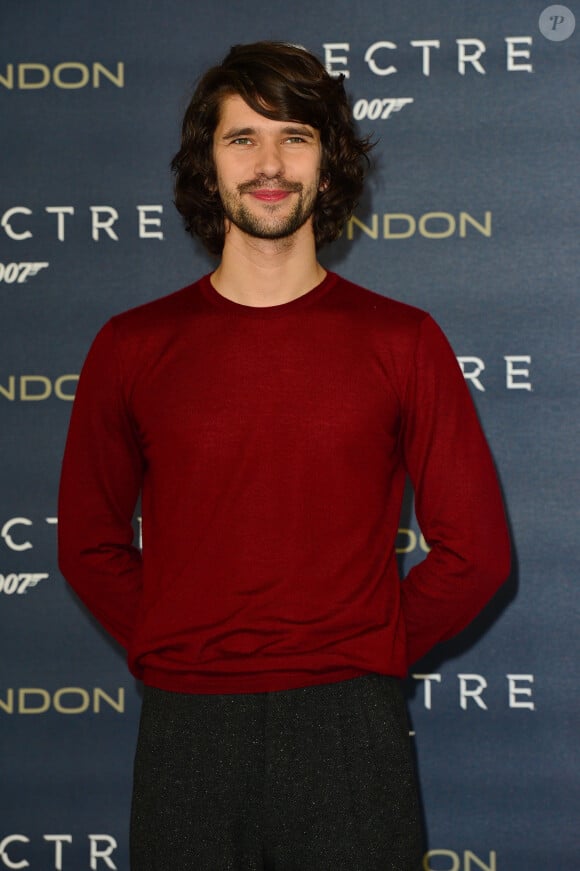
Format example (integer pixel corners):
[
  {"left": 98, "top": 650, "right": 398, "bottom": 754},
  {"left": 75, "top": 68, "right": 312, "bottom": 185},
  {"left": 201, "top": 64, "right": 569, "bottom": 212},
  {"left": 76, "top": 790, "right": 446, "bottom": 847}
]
[
  {"left": 397, "top": 313, "right": 510, "bottom": 666},
  {"left": 109, "top": 317, "right": 142, "bottom": 451},
  {"left": 58, "top": 318, "right": 144, "bottom": 651}
]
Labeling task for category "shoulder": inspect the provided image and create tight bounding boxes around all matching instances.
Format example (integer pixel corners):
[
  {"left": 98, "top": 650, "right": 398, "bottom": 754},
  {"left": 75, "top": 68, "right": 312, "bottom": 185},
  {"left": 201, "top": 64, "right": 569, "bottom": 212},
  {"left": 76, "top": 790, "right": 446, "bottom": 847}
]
[
  {"left": 81, "top": 278, "right": 209, "bottom": 386},
  {"left": 108, "top": 277, "right": 207, "bottom": 338},
  {"left": 328, "top": 273, "right": 459, "bottom": 394},
  {"left": 331, "top": 273, "right": 430, "bottom": 329},
  {"left": 329, "top": 274, "right": 436, "bottom": 357}
]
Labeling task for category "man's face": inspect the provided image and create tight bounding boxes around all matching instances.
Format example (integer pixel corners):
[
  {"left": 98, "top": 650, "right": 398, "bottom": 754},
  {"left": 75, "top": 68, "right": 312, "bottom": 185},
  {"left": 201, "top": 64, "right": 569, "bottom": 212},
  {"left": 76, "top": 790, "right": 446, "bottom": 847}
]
[{"left": 212, "top": 94, "right": 323, "bottom": 243}]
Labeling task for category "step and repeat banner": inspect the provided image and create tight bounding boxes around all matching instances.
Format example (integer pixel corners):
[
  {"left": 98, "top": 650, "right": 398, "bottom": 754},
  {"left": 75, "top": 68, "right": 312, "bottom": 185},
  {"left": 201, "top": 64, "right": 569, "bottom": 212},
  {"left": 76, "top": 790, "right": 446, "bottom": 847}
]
[{"left": 1, "top": 2, "right": 578, "bottom": 869}]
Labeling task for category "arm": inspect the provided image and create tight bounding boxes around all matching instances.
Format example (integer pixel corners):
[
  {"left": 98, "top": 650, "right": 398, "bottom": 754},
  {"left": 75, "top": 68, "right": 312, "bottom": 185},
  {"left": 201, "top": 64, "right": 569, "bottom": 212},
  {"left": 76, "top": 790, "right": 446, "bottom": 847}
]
[
  {"left": 58, "top": 320, "right": 144, "bottom": 648},
  {"left": 399, "top": 315, "right": 510, "bottom": 665}
]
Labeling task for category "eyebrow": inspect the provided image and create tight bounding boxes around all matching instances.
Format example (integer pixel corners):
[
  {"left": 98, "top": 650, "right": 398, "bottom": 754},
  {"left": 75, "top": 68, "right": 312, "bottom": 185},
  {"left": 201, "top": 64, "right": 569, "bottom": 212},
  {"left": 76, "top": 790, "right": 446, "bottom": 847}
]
[{"left": 220, "top": 125, "right": 316, "bottom": 141}]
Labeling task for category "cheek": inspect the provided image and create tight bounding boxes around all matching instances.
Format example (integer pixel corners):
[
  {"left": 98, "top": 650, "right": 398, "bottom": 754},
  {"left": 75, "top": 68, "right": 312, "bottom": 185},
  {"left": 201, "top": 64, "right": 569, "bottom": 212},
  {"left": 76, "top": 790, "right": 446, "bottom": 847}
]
[{"left": 217, "top": 158, "right": 253, "bottom": 187}]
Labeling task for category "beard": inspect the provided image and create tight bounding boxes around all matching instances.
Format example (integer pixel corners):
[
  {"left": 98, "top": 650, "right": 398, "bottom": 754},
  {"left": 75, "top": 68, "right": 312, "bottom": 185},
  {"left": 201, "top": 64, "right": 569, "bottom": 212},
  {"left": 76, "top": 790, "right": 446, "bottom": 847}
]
[{"left": 219, "top": 178, "right": 319, "bottom": 241}]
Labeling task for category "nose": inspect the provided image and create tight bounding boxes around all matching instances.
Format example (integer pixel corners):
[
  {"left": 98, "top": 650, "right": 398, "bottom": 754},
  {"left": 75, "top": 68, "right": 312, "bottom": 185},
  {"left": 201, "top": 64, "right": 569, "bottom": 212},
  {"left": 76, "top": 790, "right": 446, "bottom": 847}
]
[{"left": 254, "top": 140, "right": 284, "bottom": 178}]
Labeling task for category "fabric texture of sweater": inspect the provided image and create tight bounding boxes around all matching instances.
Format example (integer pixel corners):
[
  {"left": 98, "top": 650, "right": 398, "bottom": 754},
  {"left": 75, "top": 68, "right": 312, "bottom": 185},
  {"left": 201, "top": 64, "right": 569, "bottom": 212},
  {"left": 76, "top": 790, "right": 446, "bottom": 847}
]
[{"left": 58, "top": 272, "right": 510, "bottom": 693}]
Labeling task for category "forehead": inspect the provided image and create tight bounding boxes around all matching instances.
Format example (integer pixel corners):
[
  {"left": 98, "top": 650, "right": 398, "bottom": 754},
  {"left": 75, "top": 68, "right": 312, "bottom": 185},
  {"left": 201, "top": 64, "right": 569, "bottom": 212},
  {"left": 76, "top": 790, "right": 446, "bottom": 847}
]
[{"left": 214, "top": 93, "right": 317, "bottom": 136}]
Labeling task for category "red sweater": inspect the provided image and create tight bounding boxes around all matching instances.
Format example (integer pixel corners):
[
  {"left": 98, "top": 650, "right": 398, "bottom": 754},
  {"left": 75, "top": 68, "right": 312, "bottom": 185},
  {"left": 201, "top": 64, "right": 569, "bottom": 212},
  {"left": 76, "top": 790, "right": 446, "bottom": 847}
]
[{"left": 58, "top": 272, "right": 510, "bottom": 693}]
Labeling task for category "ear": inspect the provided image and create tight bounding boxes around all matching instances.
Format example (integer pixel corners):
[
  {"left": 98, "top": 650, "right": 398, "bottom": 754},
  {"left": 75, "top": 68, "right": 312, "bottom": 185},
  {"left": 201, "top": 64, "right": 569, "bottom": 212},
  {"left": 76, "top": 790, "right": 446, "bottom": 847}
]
[{"left": 318, "top": 174, "right": 330, "bottom": 192}]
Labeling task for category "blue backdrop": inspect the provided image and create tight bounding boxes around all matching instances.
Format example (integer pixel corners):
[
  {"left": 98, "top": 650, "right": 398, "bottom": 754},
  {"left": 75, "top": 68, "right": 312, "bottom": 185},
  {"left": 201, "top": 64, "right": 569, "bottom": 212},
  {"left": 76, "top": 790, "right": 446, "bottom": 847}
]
[{"left": 1, "top": 2, "right": 578, "bottom": 868}]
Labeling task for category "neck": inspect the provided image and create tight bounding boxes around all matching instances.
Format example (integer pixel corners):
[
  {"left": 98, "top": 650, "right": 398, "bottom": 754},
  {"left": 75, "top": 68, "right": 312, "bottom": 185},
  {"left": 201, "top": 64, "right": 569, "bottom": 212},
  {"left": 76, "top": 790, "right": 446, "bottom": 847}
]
[{"left": 211, "top": 222, "right": 326, "bottom": 307}]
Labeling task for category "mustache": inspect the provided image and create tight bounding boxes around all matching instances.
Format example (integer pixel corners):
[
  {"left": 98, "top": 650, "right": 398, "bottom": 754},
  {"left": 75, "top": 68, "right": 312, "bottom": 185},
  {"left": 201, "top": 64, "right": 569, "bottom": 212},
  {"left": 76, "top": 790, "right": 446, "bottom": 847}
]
[{"left": 237, "top": 179, "right": 303, "bottom": 194}]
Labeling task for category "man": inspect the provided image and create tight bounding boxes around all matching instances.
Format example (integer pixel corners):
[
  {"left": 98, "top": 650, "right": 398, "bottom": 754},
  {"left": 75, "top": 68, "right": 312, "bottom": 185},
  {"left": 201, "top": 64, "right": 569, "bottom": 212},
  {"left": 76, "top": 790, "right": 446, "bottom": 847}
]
[{"left": 58, "top": 41, "right": 510, "bottom": 871}]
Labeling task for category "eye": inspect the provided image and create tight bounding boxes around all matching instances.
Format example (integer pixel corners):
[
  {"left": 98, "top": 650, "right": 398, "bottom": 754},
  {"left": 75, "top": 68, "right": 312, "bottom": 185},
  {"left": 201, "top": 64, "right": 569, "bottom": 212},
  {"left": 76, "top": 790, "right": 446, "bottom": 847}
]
[
  {"left": 284, "top": 136, "right": 306, "bottom": 144},
  {"left": 231, "top": 137, "right": 253, "bottom": 146}
]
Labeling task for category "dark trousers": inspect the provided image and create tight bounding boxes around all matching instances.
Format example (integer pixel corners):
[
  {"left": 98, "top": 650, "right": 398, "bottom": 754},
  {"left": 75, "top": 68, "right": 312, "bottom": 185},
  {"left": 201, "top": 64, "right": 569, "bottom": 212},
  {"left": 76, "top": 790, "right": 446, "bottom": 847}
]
[{"left": 130, "top": 673, "right": 424, "bottom": 870}]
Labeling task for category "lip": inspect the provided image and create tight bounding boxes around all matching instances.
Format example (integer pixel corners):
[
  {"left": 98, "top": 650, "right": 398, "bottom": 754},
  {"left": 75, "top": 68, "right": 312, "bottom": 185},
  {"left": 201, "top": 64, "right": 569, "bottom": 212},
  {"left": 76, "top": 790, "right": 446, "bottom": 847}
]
[{"left": 249, "top": 190, "right": 293, "bottom": 202}]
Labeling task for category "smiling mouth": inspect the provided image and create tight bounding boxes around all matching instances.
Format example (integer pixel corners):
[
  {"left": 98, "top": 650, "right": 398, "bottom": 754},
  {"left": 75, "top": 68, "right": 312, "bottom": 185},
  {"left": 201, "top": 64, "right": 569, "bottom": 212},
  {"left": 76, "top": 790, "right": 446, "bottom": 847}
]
[
  {"left": 238, "top": 179, "right": 303, "bottom": 198},
  {"left": 249, "top": 190, "right": 294, "bottom": 202}
]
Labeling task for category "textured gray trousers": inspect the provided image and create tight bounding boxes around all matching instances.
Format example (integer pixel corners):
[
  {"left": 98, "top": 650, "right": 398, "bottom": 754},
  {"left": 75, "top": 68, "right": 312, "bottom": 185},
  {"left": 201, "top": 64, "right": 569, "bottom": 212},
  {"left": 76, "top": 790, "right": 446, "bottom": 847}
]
[{"left": 130, "top": 673, "right": 424, "bottom": 870}]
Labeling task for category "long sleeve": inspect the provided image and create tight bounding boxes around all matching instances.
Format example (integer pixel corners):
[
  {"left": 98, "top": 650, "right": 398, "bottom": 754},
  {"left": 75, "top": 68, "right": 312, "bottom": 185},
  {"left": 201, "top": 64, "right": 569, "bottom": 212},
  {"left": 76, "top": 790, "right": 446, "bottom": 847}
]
[
  {"left": 399, "top": 316, "right": 510, "bottom": 665},
  {"left": 58, "top": 320, "right": 144, "bottom": 648},
  {"left": 57, "top": 275, "right": 511, "bottom": 693}
]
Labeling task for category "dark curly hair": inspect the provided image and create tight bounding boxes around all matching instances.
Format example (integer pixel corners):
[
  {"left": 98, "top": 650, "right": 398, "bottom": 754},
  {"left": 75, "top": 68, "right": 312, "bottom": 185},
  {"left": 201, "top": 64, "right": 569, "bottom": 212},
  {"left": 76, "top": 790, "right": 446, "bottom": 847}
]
[{"left": 171, "top": 41, "right": 372, "bottom": 255}]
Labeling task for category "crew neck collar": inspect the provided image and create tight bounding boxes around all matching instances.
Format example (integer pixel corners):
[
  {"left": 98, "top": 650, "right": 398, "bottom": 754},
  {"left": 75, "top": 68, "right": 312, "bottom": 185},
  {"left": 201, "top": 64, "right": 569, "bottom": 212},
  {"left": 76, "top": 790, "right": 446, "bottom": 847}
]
[{"left": 198, "top": 271, "right": 338, "bottom": 318}]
